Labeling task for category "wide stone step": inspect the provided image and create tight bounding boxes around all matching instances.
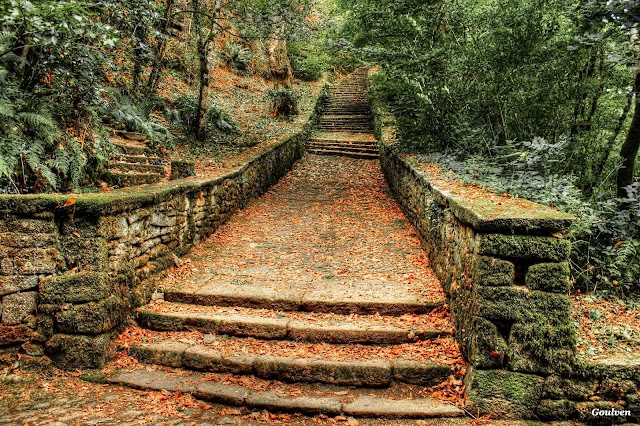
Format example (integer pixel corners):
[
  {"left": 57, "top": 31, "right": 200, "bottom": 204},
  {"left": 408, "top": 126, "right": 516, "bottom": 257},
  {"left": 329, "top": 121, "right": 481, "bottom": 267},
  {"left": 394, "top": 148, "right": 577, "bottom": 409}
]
[
  {"left": 137, "top": 302, "right": 451, "bottom": 344},
  {"left": 308, "top": 149, "right": 379, "bottom": 160},
  {"left": 102, "top": 170, "right": 162, "bottom": 186},
  {"left": 316, "top": 126, "right": 373, "bottom": 132},
  {"left": 128, "top": 336, "right": 458, "bottom": 387},
  {"left": 113, "top": 153, "right": 167, "bottom": 166},
  {"left": 108, "top": 369, "right": 464, "bottom": 418},
  {"left": 308, "top": 143, "right": 378, "bottom": 154},
  {"left": 108, "top": 161, "right": 166, "bottom": 174},
  {"left": 164, "top": 276, "right": 444, "bottom": 315}
]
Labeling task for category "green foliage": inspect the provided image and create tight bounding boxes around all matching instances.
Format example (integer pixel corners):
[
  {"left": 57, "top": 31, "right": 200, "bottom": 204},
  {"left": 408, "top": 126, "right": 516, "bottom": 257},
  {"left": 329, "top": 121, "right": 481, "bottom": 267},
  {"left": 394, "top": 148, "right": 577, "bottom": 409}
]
[
  {"left": 104, "top": 94, "right": 173, "bottom": 146},
  {"left": 168, "top": 95, "right": 236, "bottom": 139},
  {"left": 288, "top": 41, "right": 329, "bottom": 81},
  {"left": 266, "top": 87, "right": 299, "bottom": 117},
  {"left": 220, "top": 42, "right": 252, "bottom": 72}
]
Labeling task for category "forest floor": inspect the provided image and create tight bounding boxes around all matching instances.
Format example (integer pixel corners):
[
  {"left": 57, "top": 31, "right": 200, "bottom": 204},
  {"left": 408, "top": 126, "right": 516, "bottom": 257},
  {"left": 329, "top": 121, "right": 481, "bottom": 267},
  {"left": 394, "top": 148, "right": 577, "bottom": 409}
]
[
  {"left": 156, "top": 67, "right": 325, "bottom": 178},
  {"left": 571, "top": 292, "right": 640, "bottom": 363}
]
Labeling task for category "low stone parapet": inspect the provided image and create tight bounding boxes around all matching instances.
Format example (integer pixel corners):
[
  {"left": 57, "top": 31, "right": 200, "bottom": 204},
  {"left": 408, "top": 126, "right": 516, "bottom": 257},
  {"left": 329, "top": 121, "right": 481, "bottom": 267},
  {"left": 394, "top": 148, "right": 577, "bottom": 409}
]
[{"left": 0, "top": 112, "right": 314, "bottom": 369}]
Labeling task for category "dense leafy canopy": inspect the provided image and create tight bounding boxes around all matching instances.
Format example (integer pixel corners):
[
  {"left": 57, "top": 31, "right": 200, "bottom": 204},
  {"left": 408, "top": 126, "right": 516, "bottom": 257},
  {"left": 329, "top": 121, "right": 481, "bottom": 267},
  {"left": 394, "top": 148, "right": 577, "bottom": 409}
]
[{"left": 336, "top": 0, "right": 640, "bottom": 293}]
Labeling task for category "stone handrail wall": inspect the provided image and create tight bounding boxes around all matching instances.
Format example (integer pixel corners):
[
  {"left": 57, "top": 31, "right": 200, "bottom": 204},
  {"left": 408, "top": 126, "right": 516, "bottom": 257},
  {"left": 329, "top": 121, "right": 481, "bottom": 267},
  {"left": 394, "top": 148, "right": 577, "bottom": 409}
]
[
  {"left": 371, "top": 103, "right": 581, "bottom": 418},
  {"left": 0, "top": 107, "right": 319, "bottom": 370}
]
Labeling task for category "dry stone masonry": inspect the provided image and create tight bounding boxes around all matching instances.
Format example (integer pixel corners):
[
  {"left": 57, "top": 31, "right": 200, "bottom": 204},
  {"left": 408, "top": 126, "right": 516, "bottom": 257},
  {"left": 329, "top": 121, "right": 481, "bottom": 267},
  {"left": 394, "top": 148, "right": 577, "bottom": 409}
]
[
  {"left": 372, "top": 96, "right": 639, "bottom": 422},
  {"left": 0, "top": 119, "right": 312, "bottom": 370}
]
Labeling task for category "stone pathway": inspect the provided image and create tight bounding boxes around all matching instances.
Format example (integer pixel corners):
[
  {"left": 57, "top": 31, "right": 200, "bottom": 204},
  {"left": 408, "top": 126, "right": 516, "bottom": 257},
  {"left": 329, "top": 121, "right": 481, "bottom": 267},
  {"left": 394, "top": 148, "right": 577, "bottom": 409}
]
[{"left": 106, "top": 153, "right": 467, "bottom": 419}]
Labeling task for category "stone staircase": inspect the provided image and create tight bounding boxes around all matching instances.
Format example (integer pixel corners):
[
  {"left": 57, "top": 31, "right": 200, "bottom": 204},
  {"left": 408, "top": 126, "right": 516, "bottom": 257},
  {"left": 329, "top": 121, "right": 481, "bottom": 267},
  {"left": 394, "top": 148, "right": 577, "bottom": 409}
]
[
  {"left": 309, "top": 68, "right": 379, "bottom": 159},
  {"left": 102, "top": 132, "right": 168, "bottom": 187},
  {"left": 107, "top": 155, "right": 467, "bottom": 420}
]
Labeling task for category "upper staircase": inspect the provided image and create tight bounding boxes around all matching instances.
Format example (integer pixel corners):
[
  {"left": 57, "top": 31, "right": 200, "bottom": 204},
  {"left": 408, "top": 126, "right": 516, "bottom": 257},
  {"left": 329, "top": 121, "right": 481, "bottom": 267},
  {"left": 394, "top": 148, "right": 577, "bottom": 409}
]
[
  {"left": 309, "top": 68, "right": 379, "bottom": 159},
  {"left": 102, "top": 131, "right": 168, "bottom": 187}
]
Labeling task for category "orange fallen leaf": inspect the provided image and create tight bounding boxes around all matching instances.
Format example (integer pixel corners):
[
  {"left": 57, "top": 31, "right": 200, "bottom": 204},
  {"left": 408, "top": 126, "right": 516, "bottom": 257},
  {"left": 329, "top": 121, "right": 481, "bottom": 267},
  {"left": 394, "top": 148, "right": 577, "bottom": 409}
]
[{"left": 64, "top": 197, "right": 77, "bottom": 207}]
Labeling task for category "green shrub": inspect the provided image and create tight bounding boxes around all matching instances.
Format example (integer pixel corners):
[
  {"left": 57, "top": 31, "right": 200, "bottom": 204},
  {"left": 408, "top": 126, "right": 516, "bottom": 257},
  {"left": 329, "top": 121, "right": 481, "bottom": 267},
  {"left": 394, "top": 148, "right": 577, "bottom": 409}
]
[
  {"left": 266, "top": 87, "right": 299, "bottom": 117},
  {"left": 220, "top": 42, "right": 252, "bottom": 72},
  {"left": 168, "top": 95, "right": 237, "bottom": 139}
]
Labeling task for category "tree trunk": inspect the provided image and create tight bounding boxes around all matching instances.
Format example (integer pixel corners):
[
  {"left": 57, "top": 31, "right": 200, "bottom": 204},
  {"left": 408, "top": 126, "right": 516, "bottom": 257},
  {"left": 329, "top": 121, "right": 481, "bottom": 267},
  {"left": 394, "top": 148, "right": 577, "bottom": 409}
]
[
  {"left": 195, "top": 38, "right": 210, "bottom": 140},
  {"left": 617, "top": 67, "right": 640, "bottom": 198},
  {"left": 267, "top": 33, "right": 292, "bottom": 88},
  {"left": 146, "top": 0, "right": 176, "bottom": 95}
]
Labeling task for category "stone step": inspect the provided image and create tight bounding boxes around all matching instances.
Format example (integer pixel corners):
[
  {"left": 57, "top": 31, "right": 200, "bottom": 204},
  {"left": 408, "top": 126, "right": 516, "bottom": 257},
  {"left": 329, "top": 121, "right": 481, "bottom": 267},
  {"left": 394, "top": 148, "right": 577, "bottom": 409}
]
[
  {"left": 308, "top": 149, "right": 379, "bottom": 160},
  {"left": 164, "top": 276, "right": 444, "bottom": 315},
  {"left": 137, "top": 302, "right": 451, "bottom": 344},
  {"left": 111, "top": 141, "right": 150, "bottom": 156},
  {"left": 308, "top": 138, "right": 377, "bottom": 147},
  {"left": 307, "top": 144, "right": 379, "bottom": 155},
  {"left": 113, "top": 153, "right": 167, "bottom": 166},
  {"left": 108, "top": 161, "right": 166, "bottom": 174},
  {"left": 108, "top": 369, "right": 465, "bottom": 418},
  {"left": 316, "top": 126, "right": 373, "bottom": 132},
  {"left": 128, "top": 335, "right": 458, "bottom": 387},
  {"left": 101, "top": 170, "right": 162, "bottom": 186}
]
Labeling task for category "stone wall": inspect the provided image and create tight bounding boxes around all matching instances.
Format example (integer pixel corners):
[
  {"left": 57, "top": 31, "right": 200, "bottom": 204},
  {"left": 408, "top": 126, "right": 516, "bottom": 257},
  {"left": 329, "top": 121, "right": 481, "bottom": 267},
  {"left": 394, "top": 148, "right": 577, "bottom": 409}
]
[
  {"left": 0, "top": 123, "right": 312, "bottom": 370},
  {"left": 373, "top": 103, "right": 639, "bottom": 423}
]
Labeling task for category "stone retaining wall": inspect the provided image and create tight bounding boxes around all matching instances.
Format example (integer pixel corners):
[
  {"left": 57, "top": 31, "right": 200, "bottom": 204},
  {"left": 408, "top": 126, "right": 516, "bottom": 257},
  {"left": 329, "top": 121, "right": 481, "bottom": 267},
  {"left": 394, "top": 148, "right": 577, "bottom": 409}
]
[
  {"left": 0, "top": 119, "right": 314, "bottom": 370},
  {"left": 373, "top": 102, "right": 639, "bottom": 423}
]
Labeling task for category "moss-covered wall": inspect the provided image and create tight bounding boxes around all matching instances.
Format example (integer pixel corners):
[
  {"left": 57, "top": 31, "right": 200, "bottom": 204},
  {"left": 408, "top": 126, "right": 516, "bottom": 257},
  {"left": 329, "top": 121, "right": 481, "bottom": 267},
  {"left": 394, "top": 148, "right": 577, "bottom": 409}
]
[{"left": 0, "top": 125, "right": 310, "bottom": 370}]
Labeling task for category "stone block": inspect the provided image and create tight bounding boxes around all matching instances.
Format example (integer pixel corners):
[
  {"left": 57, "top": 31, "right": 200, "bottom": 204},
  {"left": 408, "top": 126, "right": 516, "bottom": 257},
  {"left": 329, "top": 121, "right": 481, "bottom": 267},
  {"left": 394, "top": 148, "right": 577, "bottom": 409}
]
[
  {"left": 465, "top": 368, "right": 545, "bottom": 420},
  {"left": 536, "top": 399, "right": 576, "bottom": 420},
  {"left": 55, "top": 295, "right": 124, "bottom": 334},
  {"left": 170, "top": 160, "right": 195, "bottom": 180},
  {"left": 0, "top": 232, "right": 56, "bottom": 248},
  {"left": 526, "top": 262, "right": 570, "bottom": 293},
  {"left": 477, "top": 286, "right": 571, "bottom": 325},
  {"left": 475, "top": 256, "right": 515, "bottom": 286},
  {"left": 543, "top": 375, "right": 597, "bottom": 400},
  {"left": 45, "top": 333, "right": 111, "bottom": 369},
  {"left": 60, "top": 237, "right": 108, "bottom": 271},
  {"left": 39, "top": 272, "right": 111, "bottom": 304},
  {"left": 1, "top": 292, "right": 37, "bottom": 325},
  {"left": 477, "top": 234, "right": 571, "bottom": 262},
  {"left": 0, "top": 324, "right": 33, "bottom": 345},
  {"left": 150, "top": 212, "right": 176, "bottom": 227},
  {"left": 470, "top": 316, "right": 508, "bottom": 369},
  {"left": 508, "top": 321, "right": 576, "bottom": 374},
  {"left": 130, "top": 342, "right": 187, "bottom": 368},
  {"left": 98, "top": 216, "right": 129, "bottom": 240},
  {"left": 0, "top": 275, "right": 39, "bottom": 296},
  {"left": 12, "top": 248, "right": 63, "bottom": 275},
  {"left": 9, "top": 218, "right": 56, "bottom": 234}
]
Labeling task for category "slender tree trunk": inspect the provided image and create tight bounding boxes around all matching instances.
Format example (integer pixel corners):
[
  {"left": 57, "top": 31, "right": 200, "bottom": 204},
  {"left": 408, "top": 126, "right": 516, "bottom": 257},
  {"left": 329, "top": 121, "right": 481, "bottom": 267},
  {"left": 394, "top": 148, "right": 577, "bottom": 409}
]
[
  {"left": 617, "top": 68, "right": 640, "bottom": 198},
  {"left": 195, "top": 37, "right": 210, "bottom": 140},
  {"left": 591, "top": 90, "right": 632, "bottom": 191},
  {"left": 146, "top": 0, "right": 176, "bottom": 95}
]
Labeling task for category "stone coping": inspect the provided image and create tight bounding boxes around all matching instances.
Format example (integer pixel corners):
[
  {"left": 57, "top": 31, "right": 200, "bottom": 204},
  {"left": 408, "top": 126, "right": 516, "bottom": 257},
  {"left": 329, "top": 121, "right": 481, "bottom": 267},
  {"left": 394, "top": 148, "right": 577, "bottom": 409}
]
[
  {"left": 371, "top": 103, "right": 574, "bottom": 234},
  {"left": 0, "top": 130, "right": 308, "bottom": 216}
]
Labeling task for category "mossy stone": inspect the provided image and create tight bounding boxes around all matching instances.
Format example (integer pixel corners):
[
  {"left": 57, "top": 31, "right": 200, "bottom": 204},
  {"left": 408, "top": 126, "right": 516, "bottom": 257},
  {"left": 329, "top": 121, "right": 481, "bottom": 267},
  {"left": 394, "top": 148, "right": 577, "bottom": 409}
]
[
  {"left": 45, "top": 333, "right": 110, "bottom": 369},
  {"left": 39, "top": 271, "right": 111, "bottom": 304},
  {"left": 508, "top": 321, "right": 576, "bottom": 375},
  {"left": 465, "top": 368, "right": 545, "bottom": 419},
  {"left": 55, "top": 295, "right": 125, "bottom": 334},
  {"left": 526, "top": 262, "right": 570, "bottom": 293},
  {"left": 477, "top": 286, "right": 571, "bottom": 324},
  {"left": 475, "top": 256, "right": 515, "bottom": 287},
  {"left": 60, "top": 236, "right": 108, "bottom": 271},
  {"left": 543, "top": 375, "right": 597, "bottom": 400},
  {"left": 478, "top": 234, "right": 571, "bottom": 262},
  {"left": 470, "top": 316, "right": 508, "bottom": 369},
  {"left": 536, "top": 399, "right": 576, "bottom": 420}
]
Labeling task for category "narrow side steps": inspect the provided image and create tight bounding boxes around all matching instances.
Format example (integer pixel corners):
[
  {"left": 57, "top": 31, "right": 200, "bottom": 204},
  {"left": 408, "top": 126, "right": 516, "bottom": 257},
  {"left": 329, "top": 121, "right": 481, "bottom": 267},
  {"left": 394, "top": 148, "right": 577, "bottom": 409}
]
[
  {"left": 108, "top": 369, "right": 465, "bottom": 418},
  {"left": 103, "top": 134, "right": 168, "bottom": 187}
]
